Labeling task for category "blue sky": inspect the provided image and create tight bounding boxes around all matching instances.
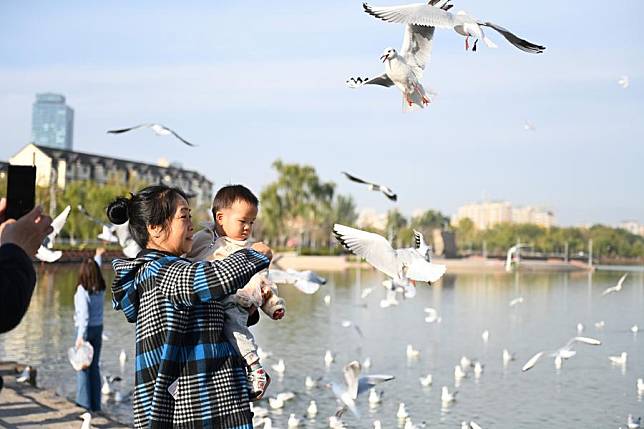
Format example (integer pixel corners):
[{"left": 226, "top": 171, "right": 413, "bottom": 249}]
[{"left": 1, "top": 0, "right": 642, "bottom": 226}]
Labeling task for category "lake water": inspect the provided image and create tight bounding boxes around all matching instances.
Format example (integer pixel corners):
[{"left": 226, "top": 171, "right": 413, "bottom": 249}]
[{"left": 0, "top": 264, "right": 642, "bottom": 428}]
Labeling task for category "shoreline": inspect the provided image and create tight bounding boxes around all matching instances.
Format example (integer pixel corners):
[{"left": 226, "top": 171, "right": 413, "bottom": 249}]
[
  {"left": 0, "top": 362, "right": 128, "bottom": 428},
  {"left": 272, "top": 253, "right": 596, "bottom": 273}
]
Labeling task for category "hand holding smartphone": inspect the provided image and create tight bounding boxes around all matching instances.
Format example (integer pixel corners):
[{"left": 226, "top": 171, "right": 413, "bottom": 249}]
[{"left": 5, "top": 165, "right": 36, "bottom": 221}]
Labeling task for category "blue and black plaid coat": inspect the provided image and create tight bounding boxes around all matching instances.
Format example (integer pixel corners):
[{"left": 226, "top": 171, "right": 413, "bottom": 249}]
[{"left": 112, "top": 248, "right": 270, "bottom": 428}]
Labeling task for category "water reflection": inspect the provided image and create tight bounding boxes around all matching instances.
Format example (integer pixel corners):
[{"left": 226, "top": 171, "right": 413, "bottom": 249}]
[{"left": 0, "top": 265, "right": 642, "bottom": 428}]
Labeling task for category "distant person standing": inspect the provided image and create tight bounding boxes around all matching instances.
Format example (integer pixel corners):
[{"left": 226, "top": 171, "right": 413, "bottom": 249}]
[{"left": 74, "top": 249, "right": 106, "bottom": 411}]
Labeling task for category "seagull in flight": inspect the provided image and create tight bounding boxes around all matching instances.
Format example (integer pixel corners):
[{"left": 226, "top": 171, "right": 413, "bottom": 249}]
[
  {"left": 363, "top": 2, "right": 545, "bottom": 54},
  {"left": 342, "top": 172, "right": 397, "bottom": 201},
  {"left": 521, "top": 336, "right": 601, "bottom": 371},
  {"left": 347, "top": 0, "right": 452, "bottom": 110},
  {"left": 334, "top": 224, "right": 447, "bottom": 287},
  {"left": 602, "top": 273, "right": 628, "bottom": 296},
  {"left": 107, "top": 123, "right": 197, "bottom": 147},
  {"left": 618, "top": 76, "right": 630, "bottom": 89},
  {"left": 77, "top": 205, "right": 141, "bottom": 258},
  {"left": 332, "top": 360, "right": 395, "bottom": 417},
  {"left": 268, "top": 269, "right": 326, "bottom": 294},
  {"left": 36, "top": 205, "right": 71, "bottom": 263}
]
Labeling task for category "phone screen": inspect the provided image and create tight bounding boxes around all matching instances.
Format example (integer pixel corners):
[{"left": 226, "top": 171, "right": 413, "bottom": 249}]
[{"left": 6, "top": 165, "right": 36, "bottom": 220}]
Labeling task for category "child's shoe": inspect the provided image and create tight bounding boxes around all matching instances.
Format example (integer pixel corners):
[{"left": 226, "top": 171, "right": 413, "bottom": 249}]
[{"left": 248, "top": 365, "right": 271, "bottom": 401}]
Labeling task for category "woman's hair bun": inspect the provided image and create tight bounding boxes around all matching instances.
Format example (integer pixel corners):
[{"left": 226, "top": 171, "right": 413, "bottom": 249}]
[{"left": 107, "top": 196, "right": 130, "bottom": 225}]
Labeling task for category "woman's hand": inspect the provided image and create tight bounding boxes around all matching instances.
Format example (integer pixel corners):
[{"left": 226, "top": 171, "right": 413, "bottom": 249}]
[{"left": 251, "top": 242, "right": 273, "bottom": 261}]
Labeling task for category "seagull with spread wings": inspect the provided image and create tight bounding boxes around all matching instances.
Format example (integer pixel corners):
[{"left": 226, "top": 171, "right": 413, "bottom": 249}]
[
  {"left": 347, "top": 0, "right": 452, "bottom": 110},
  {"left": 342, "top": 172, "right": 397, "bottom": 202},
  {"left": 36, "top": 205, "right": 71, "bottom": 263},
  {"left": 521, "top": 336, "right": 601, "bottom": 372},
  {"left": 268, "top": 269, "right": 326, "bottom": 294},
  {"left": 333, "top": 224, "right": 446, "bottom": 287},
  {"left": 602, "top": 273, "right": 628, "bottom": 296},
  {"left": 107, "top": 123, "right": 197, "bottom": 147},
  {"left": 363, "top": 1, "right": 546, "bottom": 54},
  {"left": 332, "top": 361, "right": 395, "bottom": 417}
]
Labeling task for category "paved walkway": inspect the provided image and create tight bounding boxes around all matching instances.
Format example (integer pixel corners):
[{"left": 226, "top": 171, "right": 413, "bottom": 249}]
[{"left": 0, "top": 362, "right": 128, "bottom": 428}]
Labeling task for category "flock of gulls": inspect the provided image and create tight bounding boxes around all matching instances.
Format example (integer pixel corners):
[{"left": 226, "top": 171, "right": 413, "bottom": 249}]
[{"left": 14, "top": 1, "right": 637, "bottom": 428}]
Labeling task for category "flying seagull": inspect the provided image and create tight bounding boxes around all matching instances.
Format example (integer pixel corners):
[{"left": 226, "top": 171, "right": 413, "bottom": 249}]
[
  {"left": 332, "top": 360, "right": 395, "bottom": 417},
  {"left": 342, "top": 172, "right": 397, "bottom": 201},
  {"left": 618, "top": 76, "right": 630, "bottom": 89},
  {"left": 268, "top": 269, "right": 327, "bottom": 294},
  {"left": 334, "top": 224, "right": 446, "bottom": 286},
  {"left": 347, "top": 0, "right": 453, "bottom": 110},
  {"left": 602, "top": 273, "right": 628, "bottom": 296},
  {"left": 521, "top": 336, "right": 601, "bottom": 371},
  {"left": 36, "top": 205, "right": 71, "bottom": 263},
  {"left": 107, "top": 123, "right": 197, "bottom": 147},
  {"left": 363, "top": 2, "right": 546, "bottom": 54},
  {"left": 77, "top": 205, "right": 141, "bottom": 258}
]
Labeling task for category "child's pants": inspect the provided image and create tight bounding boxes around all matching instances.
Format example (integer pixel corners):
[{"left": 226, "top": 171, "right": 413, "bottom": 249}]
[{"left": 222, "top": 297, "right": 259, "bottom": 365}]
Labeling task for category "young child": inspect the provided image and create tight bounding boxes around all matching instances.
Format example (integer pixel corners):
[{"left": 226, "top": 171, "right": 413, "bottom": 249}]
[{"left": 188, "top": 184, "right": 285, "bottom": 400}]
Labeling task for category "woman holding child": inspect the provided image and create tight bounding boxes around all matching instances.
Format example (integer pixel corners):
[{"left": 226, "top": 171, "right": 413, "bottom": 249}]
[{"left": 108, "top": 185, "right": 272, "bottom": 428}]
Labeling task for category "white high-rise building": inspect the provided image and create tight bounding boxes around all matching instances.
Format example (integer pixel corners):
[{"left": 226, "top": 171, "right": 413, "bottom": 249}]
[{"left": 452, "top": 201, "right": 555, "bottom": 230}]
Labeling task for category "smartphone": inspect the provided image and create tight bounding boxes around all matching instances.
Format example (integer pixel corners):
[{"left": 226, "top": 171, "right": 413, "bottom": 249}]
[{"left": 6, "top": 165, "right": 36, "bottom": 220}]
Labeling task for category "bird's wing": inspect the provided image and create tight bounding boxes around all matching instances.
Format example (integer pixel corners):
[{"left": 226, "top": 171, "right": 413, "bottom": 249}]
[
  {"left": 269, "top": 270, "right": 321, "bottom": 294},
  {"left": 300, "top": 270, "right": 327, "bottom": 285},
  {"left": 333, "top": 224, "right": 399, "bottom": 279},
  {"left": 169, "top": 129, "right": 197, "bottom": 147},
  {"left": 268, "top": 269, "right": 295, "bottom": 284},
  {"left": 521, "top": 351, "right": 544, "bottom": 371},
  {"left": 413, "top": 229, "right": 430, "bottom": 255},
  {"left": 400, "top": 24, "right": 435, "bottom": 80},
  {"left": 363, "top": 3, "right": 457, "bottom": 28},
  {"left": 113, "top": 222, "right": 141, "bottom": 258},
  {"left": 346, "top": 75, "right": 395, "bottom": 88},
  {"left": 43, "top": 205, "right": 71, "bottom": 247},
  {"left": 293, "top": 280, "right": 321, "bottom": 294},
  {"left": 479, "top": 22, "right": 545, "bottom": 54},
  {"left": 617, "top": 273, "right": 628, "bottom": 289},
  {"left": 342, "top": 171, "right": 375, "bottom": 186},
  {"left": 568, "top": 336, "right": 601, "bottom": 347},
  {"left": 276, "top": 391, "right": 295, "bottom": 402},
  {"left": 405, "top": 257, "right": 446, "bottom": 283},
  {"left": 343, "top": 361, "right": 362, "bottom": 400},
  {"left": 35, "top": 246, "right": 63, "bottom": 263},
  {"left": 356, "top": 374, "right": 395, "bottom": 396},
  {"left": 469, "top": 422, "right": 483, "bottom": 429},
  {"left": 601, "top": 286, "right": 617, "bottom": 296},
  {"left": 381, "top": 187, "right": 398, "bottom": 202},
  {"left": 106, "top": 124, "right": 147, "bottom": 134}
]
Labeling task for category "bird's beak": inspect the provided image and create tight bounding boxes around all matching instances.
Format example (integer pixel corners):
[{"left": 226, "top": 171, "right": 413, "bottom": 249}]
[{"left": 380, "top": 54, "right": 388, "bottom": 62}]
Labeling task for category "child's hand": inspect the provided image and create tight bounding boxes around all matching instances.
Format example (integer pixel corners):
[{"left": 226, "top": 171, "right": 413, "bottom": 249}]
[{"left": 251, "top": 242, "right": 273, "bottom": 260}]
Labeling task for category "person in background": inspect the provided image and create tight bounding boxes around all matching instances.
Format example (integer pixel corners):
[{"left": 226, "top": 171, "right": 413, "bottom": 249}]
[
  {"left": 0, "top": 198, "right": 53, "bottom": 333},
  {"left": 74, "top": 248, "right": 107, "bottom": 411}
]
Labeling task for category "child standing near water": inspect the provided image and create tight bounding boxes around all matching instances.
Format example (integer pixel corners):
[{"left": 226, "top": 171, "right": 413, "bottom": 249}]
[{"left": 189, "top": 185, "right": 285, "bottom": 400}]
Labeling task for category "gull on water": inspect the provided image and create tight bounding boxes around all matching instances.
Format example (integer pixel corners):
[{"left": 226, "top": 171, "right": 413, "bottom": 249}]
[
  {"left": 576, "top": 323, "right": 584, "bottom": 334},
  {"left": 522, "top": 336, "right": 601, "bottom": 371},
  {"left": 627, "top": 414, "right": 641, "bottom": 429},
  {"left": 329, "top": 416, "right": 346, "bottom": 429},
  {"left": 107, "top": 123, "right": 197, "bottom": 147},
  {"left": 347, "top": 0, "right": 452, "bottom": 111},
  {"left": 119, "top": 350, "right": 127, "bottom": 368},
  {"left": 481, "top": 330, "right": 490, "bottom": 343},
  {"left": 307, "top": 400, "right": 318, "bottom": 417},
  {"left": 637, "top": 378, "right": 644, "bottom": 394},
  {"left": 460, "top": 356, "right": 472, "bottom": 370},
  {"left": 305, "top": 375, "right": 321, "bottom": 389},
  {"left": 609, "top": 352, "right": 627, "bottom": 366},
  {"left": 363, "top": 1, "right": 545, "bottom": 53},
  {"left": 268, "top": 391, "right": 295, "bottom": 409},
  {"left": 271, "top": 359, "right": 286, "bottom": 375},
  {"left": 397, "top": 402, "right": 409, "bottom": 419},
  {"left": 288, "top": 414, "right": 301, "bottom": 428},
  {"left": 406, "top": 344, "right": 420, "bottom": 359},
  {"left": 454, "top": 365, "right": 467, "bottom": 381},
  {"left": 419, "top": 373, "right": 433, "bottom": 387},
  {"left": 331, "top": 360, "right": 395, "bottom": 417},
  {"left": 441, "top": 386, "right": 457, "bottom": 404},
  {"left": 631, "top": 325, "right": 639, "bottom": 333},
  {"left": 594, "top": 321, "right": 605, "bottom": 329},
  {"left": 333, "top": 224, "right": 447, "bottom": 291},
  {"left": 373, "top": 420, "right": 382, "bottom": 429},
  {"left": 424, "top": 307, "right": 441, "bottom": 323},
  {"left": 361, "top": 288, "right": 374, "bottom": 299},
  {"left": 324, "top": 295, "right": 332, "bottom": 306},
  {"left": 36, "top": 205, "right": 71, "bottom": 263},
  {"left": 363, "top": 357, "right": 372, "bottom": 369},
  {"left": 341, "top": 172, "right": 397, "bottom": 202},
  {"left": 269, "top": 269, "right": 326, "bottom": 294},
  {"left": 602, "top": 273, "right": 628, "bottom": 295},
  {"left": 101, "top": 375, "right": 122, "bottom": 395},
  {"left": 509, "top": 297, "right": 524, "bottom": 307},
  {"left": 341, "top": 320, "right": 364, "bottom": 338},
  {"left": 250, "top": 403, "right": 269, "bottom": 419},
  {"left": 503, "top": 349, "right": 516, "bottom": 368},
  {"left": 325, "top": 350, "right": 336, "bottom": 367},
  {"left": 404, "top": 417, "right": 420, "bottom": 429},
  {"left": 473, "top": 361, "right": 484, "bottom": 378},
  {"left": 462, "top": 422, "right": 483, "bottom": 429},
  {"left": 368, "top": 388, "right": 384, "bottom": 405},
  {"left": 257, "top": 347, "right": 272, "bottom": 361}
]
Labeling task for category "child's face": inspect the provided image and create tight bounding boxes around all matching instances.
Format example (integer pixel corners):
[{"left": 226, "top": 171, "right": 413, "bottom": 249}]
[{"left": 215, "top": 200, "right": 258, "bottom": 241}]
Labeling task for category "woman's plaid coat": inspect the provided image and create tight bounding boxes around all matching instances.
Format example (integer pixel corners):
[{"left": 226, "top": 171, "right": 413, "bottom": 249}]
[{"left": 111, "top": 248, "right": 269, "bottom": 428}]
